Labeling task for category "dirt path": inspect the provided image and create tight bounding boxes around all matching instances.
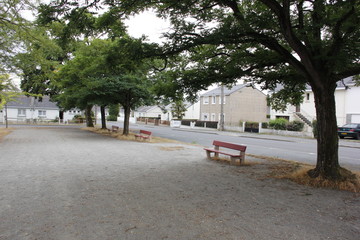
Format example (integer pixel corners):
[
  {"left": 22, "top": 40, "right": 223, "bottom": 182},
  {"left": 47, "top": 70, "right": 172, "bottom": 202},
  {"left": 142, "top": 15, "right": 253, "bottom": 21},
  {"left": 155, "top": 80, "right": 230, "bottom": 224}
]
[{"left": 0, "top": 127, "right": 359, "bottom": 240}]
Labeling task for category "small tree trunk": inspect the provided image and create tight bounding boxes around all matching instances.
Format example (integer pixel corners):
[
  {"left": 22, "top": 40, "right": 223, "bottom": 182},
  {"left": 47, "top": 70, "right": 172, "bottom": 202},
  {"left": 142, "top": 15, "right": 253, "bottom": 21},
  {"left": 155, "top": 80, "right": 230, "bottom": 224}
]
[
  {"left": 85, "top": 105, "right": 94, "bottom": 127},
  {"left": 123, "top": 105, "right": 131, "bottom": 135},
  {"left": 308, "top": 83, "right": 341, "bottom": 180},
  {"left": 100, "top": 105, "right": 107, "bottom": 129}
]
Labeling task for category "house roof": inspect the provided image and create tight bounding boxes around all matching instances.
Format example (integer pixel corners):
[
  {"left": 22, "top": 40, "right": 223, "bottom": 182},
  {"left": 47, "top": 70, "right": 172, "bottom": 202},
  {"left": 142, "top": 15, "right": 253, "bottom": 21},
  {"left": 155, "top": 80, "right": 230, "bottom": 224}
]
[
  {"left": 6, "top": 96, "right": 59, "bottom": 109},
  {"left": 336, "top": 76, "right": 355, "bottom": 88},
  {"left": 200, "top": 83, "right": 251, "bottom": 97},
  {"left": 135, "top": 105, "right": 159, "bottom": 113},
  {"left": 273, "top": 76, "right": 357, "bottom": 93}
]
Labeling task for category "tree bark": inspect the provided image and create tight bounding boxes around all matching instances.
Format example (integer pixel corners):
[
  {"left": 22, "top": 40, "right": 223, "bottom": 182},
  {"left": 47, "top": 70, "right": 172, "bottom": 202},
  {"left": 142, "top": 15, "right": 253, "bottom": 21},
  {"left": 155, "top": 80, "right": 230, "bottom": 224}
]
[
  {"left": 100, "top": 105, "right": 107, "bottom": 129},
  {"left": 85, "top": 105, "right": 94, "bottom": 127},
  {"left": 308, "top": 81, "right": 341, "bottom": 180},
  {"left": 123, "top": 104, "right": 131, "bottom": 135}
]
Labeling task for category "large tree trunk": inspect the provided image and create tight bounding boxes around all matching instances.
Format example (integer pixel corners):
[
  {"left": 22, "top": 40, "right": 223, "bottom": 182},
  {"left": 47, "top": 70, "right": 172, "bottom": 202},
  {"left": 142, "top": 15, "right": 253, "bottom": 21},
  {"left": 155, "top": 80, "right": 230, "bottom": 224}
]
[
  {"left": 85, "top": 105, "right": 94, "bottom": 127},
  {"left": 308, "top": 82, "right": 341, "bottom": 180},
  {"left": 123, "top": 105, "right": 131, "bottom": 135},
  {"left": 100, "top": 105, "right": 107, "bottom": 129}
]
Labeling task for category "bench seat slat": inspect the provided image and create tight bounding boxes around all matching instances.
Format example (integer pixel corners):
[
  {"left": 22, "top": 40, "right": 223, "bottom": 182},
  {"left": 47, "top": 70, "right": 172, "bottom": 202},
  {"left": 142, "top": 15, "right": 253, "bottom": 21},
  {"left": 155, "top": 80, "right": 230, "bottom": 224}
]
[
  {"left": 135, "top": 130, "right": 152, "bottom": 141},
  {"left": 204, "top": 140, "right": 246, "bottom": 165},
  {"left": 204, "top": 148, "right": 241, "bottom": 157}
]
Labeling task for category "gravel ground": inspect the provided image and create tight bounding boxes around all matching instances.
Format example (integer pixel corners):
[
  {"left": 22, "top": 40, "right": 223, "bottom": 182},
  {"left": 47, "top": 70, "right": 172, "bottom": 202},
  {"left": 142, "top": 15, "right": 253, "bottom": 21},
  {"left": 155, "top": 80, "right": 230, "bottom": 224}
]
[{"left": 0, "top": 127, "right": 359, "bottom": 240}]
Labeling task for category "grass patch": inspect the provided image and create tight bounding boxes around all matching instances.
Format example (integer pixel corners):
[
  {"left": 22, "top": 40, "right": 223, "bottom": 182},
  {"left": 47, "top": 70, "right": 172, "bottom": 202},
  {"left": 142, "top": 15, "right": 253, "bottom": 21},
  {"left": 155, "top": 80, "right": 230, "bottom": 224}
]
[
  {"left": 82, "top": 127, "right": 180, "bottom": 143},
  {"left": 268, "top": 163, "right": 360, "bottom": 192},
  {"left": 158, "top": 146, "right": 185, "bottom": 151}
]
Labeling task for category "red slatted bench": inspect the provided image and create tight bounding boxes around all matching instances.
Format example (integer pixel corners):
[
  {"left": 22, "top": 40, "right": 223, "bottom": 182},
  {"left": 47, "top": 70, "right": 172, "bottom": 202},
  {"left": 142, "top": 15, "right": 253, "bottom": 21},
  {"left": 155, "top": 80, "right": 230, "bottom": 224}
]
[
  {"left": 112, "top": 125, "right": 119, "bottom": 132},
  {"left": 204, "top": 140, "right": 247, "bottom": 165},
  {"left": 135, "top": 130, "right": 152, "bottom": 141}
]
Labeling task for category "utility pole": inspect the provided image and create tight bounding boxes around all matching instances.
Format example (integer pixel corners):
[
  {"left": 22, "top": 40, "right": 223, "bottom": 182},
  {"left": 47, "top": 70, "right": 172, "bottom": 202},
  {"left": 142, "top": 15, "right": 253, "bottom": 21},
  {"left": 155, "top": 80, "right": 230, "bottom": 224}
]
[
  {"left": 219, "top": 84, "right": 225, "bottom": 131},
  {"left": 5, "top": 103, "right": 8, "bottom": 128}
]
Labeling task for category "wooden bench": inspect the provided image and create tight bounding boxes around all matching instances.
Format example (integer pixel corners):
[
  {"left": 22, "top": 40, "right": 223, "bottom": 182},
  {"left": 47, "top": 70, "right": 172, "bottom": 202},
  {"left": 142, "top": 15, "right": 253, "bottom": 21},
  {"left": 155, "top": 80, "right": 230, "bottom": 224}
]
[
  {"left": 135, "top": 130, "right": 152, "bottom": 141},
  {"left": 111, "top": 125, "right": 119, "bottom": 132},
  {"left": 204, "top": 140, "right": 246, "bottom": 165}
]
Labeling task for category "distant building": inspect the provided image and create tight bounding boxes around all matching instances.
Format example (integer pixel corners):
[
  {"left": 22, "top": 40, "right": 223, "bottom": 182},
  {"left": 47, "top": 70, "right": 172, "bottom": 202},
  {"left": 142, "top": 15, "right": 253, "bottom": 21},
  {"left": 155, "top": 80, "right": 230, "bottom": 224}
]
[
  {"left": 200, "top": 84, "right": 268, "bottom": 126},
  {"left": 133, "top": 100, "right": 200, "bottom": 122},
  {"left": 270, "top": 76, "right": 360, "bottom": 126},
  {"left": 1, "top": 95, "right": 59, "bottom": 123},
  {"left": 0, "top": 95, "right": 83, "bottom": 123}
]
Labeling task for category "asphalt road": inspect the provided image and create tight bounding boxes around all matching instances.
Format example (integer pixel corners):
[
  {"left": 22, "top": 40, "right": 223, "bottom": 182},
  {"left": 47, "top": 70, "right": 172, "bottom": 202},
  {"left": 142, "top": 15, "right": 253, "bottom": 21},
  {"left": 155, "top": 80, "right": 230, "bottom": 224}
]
[{"left": 124, "top": 122, "right": 360, "bottom": 171}]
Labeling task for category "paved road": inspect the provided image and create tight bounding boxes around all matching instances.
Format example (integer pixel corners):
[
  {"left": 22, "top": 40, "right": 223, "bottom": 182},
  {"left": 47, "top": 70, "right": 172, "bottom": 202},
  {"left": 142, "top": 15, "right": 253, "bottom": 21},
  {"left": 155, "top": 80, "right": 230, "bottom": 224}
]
[{"left": 122, "top": 122, "right": 360, "bottom": 171}]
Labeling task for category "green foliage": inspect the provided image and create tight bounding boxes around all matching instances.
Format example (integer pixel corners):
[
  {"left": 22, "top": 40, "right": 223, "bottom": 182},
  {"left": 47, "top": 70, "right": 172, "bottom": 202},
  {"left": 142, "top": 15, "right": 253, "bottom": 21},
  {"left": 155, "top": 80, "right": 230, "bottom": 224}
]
[
  {"left": 354, "top": 75, "right": 360, "bottom": 86},
  {"left": 107, "top": 115, "right": 118, "bottom": 121},
  {"left": 0, "top": 0, "right": 35, "bottom": 72},
  {"left": 73, "top": 114, "right": 82, "bottom": 120},
  {"left": 0, "top": 74, "right": 19, "bottom": 108},
  {"left": 286, "top": 121, "right": 304, "bottom": 132},
  {"left": 269, "top": 119, "right": 304, "bottom": 131},
  {"left": 170, "top": 99, "right": 187, "bottom": 120},
  {"left": 262, "top": 122, "right": 269, "bottom": 129},
  {"left": 269, "top": 118, "right": 288, "bottom": 130},
  {"left": 108, "top": 104, "right": 120, "bottom": 118}
]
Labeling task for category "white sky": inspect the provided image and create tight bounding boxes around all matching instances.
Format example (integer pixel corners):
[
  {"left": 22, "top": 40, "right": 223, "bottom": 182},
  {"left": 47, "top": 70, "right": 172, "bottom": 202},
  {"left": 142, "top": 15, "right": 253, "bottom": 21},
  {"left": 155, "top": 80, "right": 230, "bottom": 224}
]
[{"left": 125, "top": 10, "right": 170, "bottom": 44}]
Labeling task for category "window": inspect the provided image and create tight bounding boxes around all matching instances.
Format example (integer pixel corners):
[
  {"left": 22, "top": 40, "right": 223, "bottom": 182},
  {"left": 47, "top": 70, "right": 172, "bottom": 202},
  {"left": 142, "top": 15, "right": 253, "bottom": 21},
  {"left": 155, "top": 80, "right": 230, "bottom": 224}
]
[
  {"left": 202, "top": 113, "right": 209, "bottom": 121},
  {"left": 203, "top": 96, "right": 209, "bottom": 104},
  {"left": 38, "top": 110, "right": 46, "bottom": 117},
  {"left": 18, "top": 109, "right": 26, "bottom": 116},
  {"left": 212, "top": 96, "right": 216, "bottom": 104},
  {"left": 306, "top": 93, "right": 310, "bottom": 101},
  {"left": 211, "top": 113, "right": 216, "bottom": 121}
]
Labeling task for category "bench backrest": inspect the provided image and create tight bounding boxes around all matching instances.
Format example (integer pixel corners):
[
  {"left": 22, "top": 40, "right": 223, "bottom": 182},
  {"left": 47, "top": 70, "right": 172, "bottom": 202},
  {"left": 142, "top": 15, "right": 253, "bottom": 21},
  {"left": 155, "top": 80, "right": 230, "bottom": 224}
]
[
  {"left": 140, "top": 130, "right": 152, "bottom": 135},
  {"left": 213, "top": 140, "right": 246, "bottom": 152}
]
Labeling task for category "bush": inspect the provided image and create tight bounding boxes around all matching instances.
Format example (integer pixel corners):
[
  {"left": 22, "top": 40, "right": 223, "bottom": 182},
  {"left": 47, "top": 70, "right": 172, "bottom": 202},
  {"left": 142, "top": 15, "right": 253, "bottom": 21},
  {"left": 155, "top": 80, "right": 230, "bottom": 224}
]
[
  {"left": 73, "top": 114, "right": 82, "bottom": 120},
  {"left": 107, "top": 115, "right": 118, "bottom": 121},
  {"left": 269, "top": 118, "right": 288, "bottom": 130},
  {"left": 262, "top": 122, "right": 268, "bottom": 129},
  {"left": 286, "top": 120, "right": 304, "bottom": 131},
  {"left": 269, "top": 119, "right": 305, "bottom": 131}
]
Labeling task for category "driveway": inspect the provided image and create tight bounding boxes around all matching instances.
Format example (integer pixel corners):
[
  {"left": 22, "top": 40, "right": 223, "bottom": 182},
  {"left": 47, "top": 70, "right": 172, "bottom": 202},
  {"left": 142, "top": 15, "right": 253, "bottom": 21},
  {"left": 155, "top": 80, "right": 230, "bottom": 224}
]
[{"left": 0, "top": 127, "right": 359, "bottom": 240}]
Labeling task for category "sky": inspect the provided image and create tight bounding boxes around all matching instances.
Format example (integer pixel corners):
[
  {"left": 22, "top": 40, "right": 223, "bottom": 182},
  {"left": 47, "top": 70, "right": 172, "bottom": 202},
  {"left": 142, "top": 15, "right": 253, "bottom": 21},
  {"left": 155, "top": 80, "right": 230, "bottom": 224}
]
[{"left": 125, "top": 10, "right": 170, "bottom": 44}]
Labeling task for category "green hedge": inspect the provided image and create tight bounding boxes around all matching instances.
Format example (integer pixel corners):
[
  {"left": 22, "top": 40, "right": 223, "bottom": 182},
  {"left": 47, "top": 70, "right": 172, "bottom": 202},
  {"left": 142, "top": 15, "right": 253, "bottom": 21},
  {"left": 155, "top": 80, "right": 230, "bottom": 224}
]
[
  {"left": 269, "top": 118, "right": 288, "bottom": 130},
  {"left": 107, "top": 115, "right": 118, "bottom": 121},
  {"left": 269, "top": 119, "right": 304, "bottom": 131}
]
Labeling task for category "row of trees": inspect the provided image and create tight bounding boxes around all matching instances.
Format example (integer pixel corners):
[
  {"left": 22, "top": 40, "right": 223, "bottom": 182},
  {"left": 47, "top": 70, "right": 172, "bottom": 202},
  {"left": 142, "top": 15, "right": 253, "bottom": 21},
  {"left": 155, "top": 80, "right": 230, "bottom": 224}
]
[{"left": 1, "top": 0, "right": 360, "bottom": 181}]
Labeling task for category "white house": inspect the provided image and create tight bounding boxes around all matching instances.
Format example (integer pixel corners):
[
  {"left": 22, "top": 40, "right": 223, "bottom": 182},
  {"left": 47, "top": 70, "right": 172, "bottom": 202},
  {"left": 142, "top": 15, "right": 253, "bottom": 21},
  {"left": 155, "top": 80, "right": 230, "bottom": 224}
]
[
  {"left": 0, "top": 95, "right": 86, "bottom": 123},
  {"left": 270, "top": 77, "right": 360, "bottom": 127},
  {"left": 133, "top": 100, "right": 200, "bottom": 122},
  {"left": 183, "top": 101, "right": 200, "bottom": 120},
  {"left": 1, "top": 95, "right": 59, "bottom": 123},
  {"left": 133, "top": 105, "right": 169, "bottom": 120}
]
